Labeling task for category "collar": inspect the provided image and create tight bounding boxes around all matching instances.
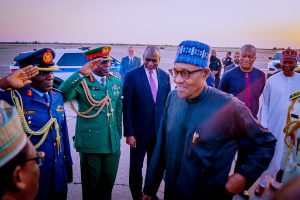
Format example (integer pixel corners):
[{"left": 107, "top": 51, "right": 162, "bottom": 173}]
[
  {"left": 185, "top": 85, "right": 209, "bottom": 103},
  {"left": 30, "top": 87, "right": 48, "bottom": 97}
]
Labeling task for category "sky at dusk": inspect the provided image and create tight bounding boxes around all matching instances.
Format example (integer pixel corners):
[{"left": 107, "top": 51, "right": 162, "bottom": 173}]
[{"left": 1, "top": 0, "right": 299, "bottom": 48}]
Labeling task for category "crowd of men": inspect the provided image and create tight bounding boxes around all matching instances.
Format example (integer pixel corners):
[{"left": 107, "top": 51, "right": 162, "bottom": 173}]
[{"left": 0, "top": 41, "right": 300, "bottom": 200}]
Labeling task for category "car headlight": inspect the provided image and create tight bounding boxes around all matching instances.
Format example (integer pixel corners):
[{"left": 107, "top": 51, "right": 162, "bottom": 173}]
[{"left": 269, "top": 68, "right": 275, "bottom": 71}]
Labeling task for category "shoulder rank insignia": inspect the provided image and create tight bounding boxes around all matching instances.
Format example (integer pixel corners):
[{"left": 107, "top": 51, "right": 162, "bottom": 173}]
[
  {"left": 290, "top": 91, "right": 300, "bottom": 100},
  {"left": 51, "top": 90, "right": 57, "bottom": 96},
  {"left": 27, "top": 89, "right": 33, "bottom": 97},
  {"left": 88, "top": 75, "right": 94, "bottom": 82},
  {"left": 109, "top": 73, "right": 120, "bottom": 80},
  {"left": 107, "top": 74, "right": 111, "bottom": 80},
  {"left": 52, "top": 88, "right": 62, "bottom": 93}
]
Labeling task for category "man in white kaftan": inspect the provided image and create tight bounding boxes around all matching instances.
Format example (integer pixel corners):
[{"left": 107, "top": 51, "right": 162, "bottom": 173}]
[{"left": 255, "top": 48, "right": 300, "bottom": 195}]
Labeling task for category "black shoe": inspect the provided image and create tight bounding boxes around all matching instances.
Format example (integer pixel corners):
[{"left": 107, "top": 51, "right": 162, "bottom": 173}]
[{"left": 240, "top": 190, "right": 249, "bottom": 200}]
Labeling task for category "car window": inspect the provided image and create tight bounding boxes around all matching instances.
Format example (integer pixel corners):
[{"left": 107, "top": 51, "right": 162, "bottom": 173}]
[
  {"left": 273, "top": 52, "right": 282, "bottom": 60},
  {"left": 111, "top": 59, "right": 118, "bottom": 67},
  {"left": 57, "top": 53, "right": 88, "bottom": 66}
]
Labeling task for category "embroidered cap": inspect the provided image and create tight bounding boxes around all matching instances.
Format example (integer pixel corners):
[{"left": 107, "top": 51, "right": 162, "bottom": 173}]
[
  {"left": 174, "top": 40, "right": 210, "bottom": 68},
  {"left": 282, "top": 47, "right": 298, "bottom": 60},
  {"left": 84, "top": 46, "right": 113, "bottom": 61},
  {"left": 0, "top": 100, "right": 27, "bottom": 167},
  {"left": 14, "top": 48, "right": 58, "bottom": 71}
]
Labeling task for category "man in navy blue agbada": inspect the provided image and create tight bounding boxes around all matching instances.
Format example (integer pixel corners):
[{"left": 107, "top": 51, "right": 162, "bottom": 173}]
[
  {"left": 0, "top": 48, "right": 73, "bottom": 200},
  {"left": 219, "top": 44, "right": 266, "bottom": 118},
  {"left": 142, "top": 40, "right": 276, "bottom": 200},
  {"left": 218, "top": 45, "right": 266, "bottom": 197}
]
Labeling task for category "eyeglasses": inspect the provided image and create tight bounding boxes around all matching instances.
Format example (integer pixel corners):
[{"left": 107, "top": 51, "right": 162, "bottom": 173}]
[
  {"left": 101, "top": 60, "right": 111, "bottom": 64},
  {"left": 168, "top": 68, "right": 205, "bottom": 80},
  {"left": 21, "top": 151, "right": 45, "bottom": 166},
  {"left": 145, "top": 58, "right": 159, "bottom": 63}
]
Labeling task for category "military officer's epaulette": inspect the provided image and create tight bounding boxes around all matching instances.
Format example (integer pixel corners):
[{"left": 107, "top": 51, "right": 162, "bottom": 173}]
[
  {"left": 108, "top": 73, "right": 120, "bottom": 80},
  {"left": 84, "top": 74, "right": 94, "bottom": 82},
  {"left": 290, "top": 91, "right": 300, "bottom": 100},
  {"left": 52, "top": 88, "right": 62, "bottom": 93}
]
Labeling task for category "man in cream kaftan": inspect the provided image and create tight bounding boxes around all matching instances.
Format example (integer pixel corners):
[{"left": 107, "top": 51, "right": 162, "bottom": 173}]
[{"left": 256, "top": 47, "right": 300, "bottom": 194}]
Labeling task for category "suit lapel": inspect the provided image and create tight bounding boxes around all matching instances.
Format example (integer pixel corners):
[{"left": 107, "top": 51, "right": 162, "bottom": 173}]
[
  {"left": 32, "top": 91, "right": 47, "bottom": 107},
  {"left": 133, "top": 57, "right": 137, "bottom": 66},
  {"left": 126, "top": 56, "right": 130, "bottom": 67},
  {"left": 106, "top": 76, "right": 113, "bottom": 94},
  {"left": 156, "top": 69, "right": 164, "bottom": 103},
  {"left": 49, "top": 91, "right": 55, "bottom": 106}
]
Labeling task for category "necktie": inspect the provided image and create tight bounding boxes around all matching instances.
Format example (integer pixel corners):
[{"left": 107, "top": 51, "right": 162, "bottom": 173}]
[
  {"left": 129, "top": 58, "right": 133, "bottom": 66},
  {"left": 101, "top": 77, "right": 106, "bottom": 87},
  {"left": 42, "top": 93, "right": 50, "bottom": 106},
  {"left": 149, "top": 70, "right": 157, "bottom": 103}
]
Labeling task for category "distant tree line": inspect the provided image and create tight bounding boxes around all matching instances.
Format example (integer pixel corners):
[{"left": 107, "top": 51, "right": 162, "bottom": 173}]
[{"left": 0, "top": 41, "right": 41, "bottom": 44}]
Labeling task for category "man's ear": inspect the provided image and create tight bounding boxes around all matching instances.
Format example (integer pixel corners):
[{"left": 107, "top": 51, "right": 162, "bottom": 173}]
[
  {"left": 12, "top": 165, "right": 26, "bottom": 190},
  {"left": 203, "top": 68, "right": 211, "bottom": 78}
]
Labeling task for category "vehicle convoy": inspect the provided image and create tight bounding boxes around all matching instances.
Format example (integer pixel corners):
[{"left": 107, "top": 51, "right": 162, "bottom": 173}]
[{"left": 10, "top": 48, "right": 121, "bottom": 88}]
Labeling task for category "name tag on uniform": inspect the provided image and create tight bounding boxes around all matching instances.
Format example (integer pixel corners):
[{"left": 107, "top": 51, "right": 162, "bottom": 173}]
[
  {"left": 23, "top": 110, "right": 36, "bottom": 114},
  {"left": 91, "top": 87, "right": 101, "bottom": 90}
]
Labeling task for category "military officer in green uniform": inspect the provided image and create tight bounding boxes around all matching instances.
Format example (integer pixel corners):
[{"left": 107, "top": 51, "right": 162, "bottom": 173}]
[
  {"left": 275, "top": 91, "right": 300, "bottom": 189},
  {"left": 58, "top": 46, "right": 122, "bottom": 200}
]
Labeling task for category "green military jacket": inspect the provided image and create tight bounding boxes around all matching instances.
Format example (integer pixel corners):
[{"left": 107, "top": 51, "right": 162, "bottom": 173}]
[{"left": 58, "top": 71, "right": 122, "bottom": 154}]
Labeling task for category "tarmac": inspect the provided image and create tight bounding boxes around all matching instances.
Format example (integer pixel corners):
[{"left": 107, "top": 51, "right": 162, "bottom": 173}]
[{"left": 0, "top": 44, "right": 277, "bottom": 200}]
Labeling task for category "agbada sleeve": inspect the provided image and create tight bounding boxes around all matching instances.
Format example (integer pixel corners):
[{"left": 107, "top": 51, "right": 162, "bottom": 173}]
[
  {"left": 234, "top": 100, "right": 276, "bottom": 187},
  {"left": 257, "top": 80, "right": 271, "bottom": 127}
]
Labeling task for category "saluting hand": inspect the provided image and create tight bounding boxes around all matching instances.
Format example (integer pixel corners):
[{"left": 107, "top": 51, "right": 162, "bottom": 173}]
[
  {"left": 79, "top": 58, "right": 103, "bottom": 75},
  {"left": 126, "top": 136, "right": 136, "bottom": 148},
  {"left": 1, "top": 65, "right": 39, "bottom": 89}
]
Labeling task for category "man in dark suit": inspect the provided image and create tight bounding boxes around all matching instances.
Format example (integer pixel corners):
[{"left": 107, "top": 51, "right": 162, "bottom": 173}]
[
  {"left": 120, "top": 46, "right": 142, "bottom": 83},
  {"left": 122, "top": 46, "right": 171, "bottom": 200}
]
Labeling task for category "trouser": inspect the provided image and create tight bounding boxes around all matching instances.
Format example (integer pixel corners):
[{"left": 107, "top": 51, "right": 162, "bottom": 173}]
[
  {"left": 214, "top": 76, "right": 220, "bottom": 88},
  {"left": 35, "top": 189, "right": 67, "bottom": 200},
  {"left": 35, "top": 159, "right": 68, "bottom": 200},
  {"left": 129, "top": 139, "right": 156, "bottom": 200},
  {"left": 80, "top": 150, "right": 120, "bottom": 200}
]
